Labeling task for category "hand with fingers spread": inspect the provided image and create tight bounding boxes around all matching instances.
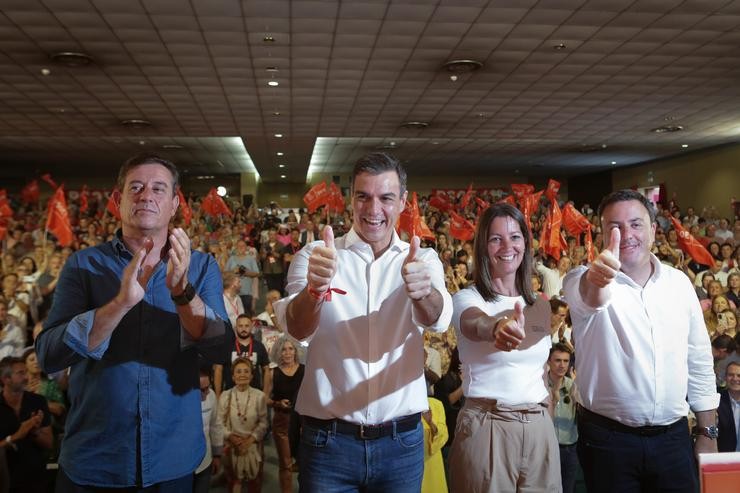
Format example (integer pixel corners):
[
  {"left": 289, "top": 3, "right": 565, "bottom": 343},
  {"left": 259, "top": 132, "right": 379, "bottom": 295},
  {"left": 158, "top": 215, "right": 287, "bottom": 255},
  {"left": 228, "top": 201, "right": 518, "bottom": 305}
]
[
  {"left": 586, "top": 226, "right": 621, "bottom": 288},
  {"left": 306, "top": 226, "right": 337, "bottom": 299},
  {"left": 402, "top": 236, "right": 434, "bottom": 300},
  {"left": 493, "top": 301, "right": 526, "bottom": 352},
  {"left": 116, "top": 242, "right": 155, "bottom": 309},
  {"left": 166, "top": 227, "right": 192, "bottom": 294}
]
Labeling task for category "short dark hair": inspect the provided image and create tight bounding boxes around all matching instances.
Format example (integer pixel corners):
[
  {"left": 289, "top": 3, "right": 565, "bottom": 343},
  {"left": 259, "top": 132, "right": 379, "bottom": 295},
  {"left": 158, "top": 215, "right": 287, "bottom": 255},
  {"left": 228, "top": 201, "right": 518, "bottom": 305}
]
[
  {"left": 712, "top": 334, "right": 736, "bottom": 352},
  {"left": 351, "top": 152, "right": 407, "bottom": 195},
  {"left": 726, "top": 361, "right": 740, "bottom": 376},
  {"left": 549, "top": 342, "right": 573, "bottom": 359},
  {"left": 472, "top": 203, "right": 535, "bottom": 305},
  {"left": 549, "top": 298, "right": 568, "bottom": 314},
  {"left": 0, "top": 356, "right": 24, "bottom": 380},
  {"left": 117, "top": 153, "right": 179, "bottom": 196},
  {"left": 597, "top": 190, "right": 656, "bottom": 224}
]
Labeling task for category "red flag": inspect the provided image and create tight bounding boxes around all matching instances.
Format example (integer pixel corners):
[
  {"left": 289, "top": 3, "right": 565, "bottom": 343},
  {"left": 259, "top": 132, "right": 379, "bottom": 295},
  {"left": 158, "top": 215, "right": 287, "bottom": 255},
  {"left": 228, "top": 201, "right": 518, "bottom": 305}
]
[
  {"left": 177, "top": 189, "right": 192, "bottom": 225},
  {"left": 106, "top": 190, "right": 121, "bottom": 220},
  {"left": 429, "top": 192, "right": 452, "bottom": 212},
  {"left": 0, "top": 190, "right": 13, "bottom": 219},
  {"left": 545, "top": 179, "right": 561, "bottom": 202},
  {"left": 459, "top": 183, "right": 473, "bottom": 210},
  {"left": 449, "top": 211, "right": 476, "bottom": 242},
  {"left": 0, "top": 223, "right": 6, "bottom": 241},
  {"left": 79, "top": 185, "right": 89, "bottom": 213},
  {"left": 303, "top": 182, "right": 329, "bottom": 214},
  {"left": 474, "top": 196, "right": 490, "bottom": 211},
  {"left": 511, "top": 184, "right": 535, "bottom": 201},
  {"left": 561, "top": 203, "right": 592, "bottom": 244},
  {"left": 498, "top": 195, "right": 516, "bottom": 206},
  {"left": 547, "top": 200, "right": 563, "bottom": 260},
  {"left": 521, "top": 190, "right": 544, "bottom": 234},
  {"left": 328, "top": 182, "right": 345, "bottom": 214},
  {"left": 41, "top": 173, "right": 58, "bottom": 189},
  {"left": 201, "top": 188, "right": 233, "bottom": 218},
  {"left": 21, "top": 180, "right": 40, "bottom": 205},
  {"left": 669, "top": 216, "right": 715, "bottom": 267},
  {"left": 397, "top": 192, "right": 434, "bottom": 240},
  {"left": 46, "top": 186, "right": 74, "bottom": 246}
]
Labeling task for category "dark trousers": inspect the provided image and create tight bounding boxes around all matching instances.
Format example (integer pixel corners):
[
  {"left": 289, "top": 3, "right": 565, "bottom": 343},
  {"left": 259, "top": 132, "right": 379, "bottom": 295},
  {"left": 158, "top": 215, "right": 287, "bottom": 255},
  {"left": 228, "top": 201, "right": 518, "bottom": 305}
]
[
  {"left": 577, "top": 411, "right": 698, "bottom": 493},
  {"left": 55, "top": 468, "right": 193, "bottom": 493},
  {"left": 559, "top": 443, "right": 579, "bottom": 493}
]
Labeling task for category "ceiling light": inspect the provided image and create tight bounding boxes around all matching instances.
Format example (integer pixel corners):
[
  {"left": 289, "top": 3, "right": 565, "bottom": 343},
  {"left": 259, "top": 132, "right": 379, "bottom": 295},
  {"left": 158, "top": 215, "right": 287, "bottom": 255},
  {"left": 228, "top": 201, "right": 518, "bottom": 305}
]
[
  {"left": 121, "top": 119, "right": 153, "bottom": 128},
  {"left": 138, "top": 140, "right": 146, "bottom": 145},
  {"left": 681, "top": 144, "right": 689, "bottom": 148},
  {"left": 400, "top": 121, "right": 429, "bottom": 129},
  {"left": 273, "top": 111, "right": 281, "bottom": 116},
  {"left": 274, "top": 133, "right": 283, "bottom": 138},
  {"left": 162, "top": 144, "right": 183, "bottom": 150},
  {"left": 278, "top": 164, "right": 286, "bottom": 168},
  {"left": 216, "top": 186, "right": 227, "bottom": 196},
  {"left": 553, "top": 43, "right": 567, "bottom": 50},
  {"left": 50, "top": 51, "right": 94, "bottom": 66},
  {"left": 449, "top": 74, "right": 458, "bottom": 81},
  {"left": 266, "top": 66, "right": 279, "bottom": 72},
  {"left": 263, "top": 35, "right": 275, "bottom": 43},
  {"left": 651, "top": 124, "right": 684, "bottom": 133},
  {"left": 268, "top": 80, "right": 279, "bottom": 87},
  {"left": 276, "top": 152, "right": 284, "bottom": 156},
  {"left": 611, "top": 161, "right": 617, "bottom": 165},
  {"left": 40, "top": 68, "right": 51, "bottom": 76},
  {"left": 280, "top": 175, "right": 286, "bottom": 179},
  {"left": 442, "top": 59, "right": 483, "bottom": 73}
]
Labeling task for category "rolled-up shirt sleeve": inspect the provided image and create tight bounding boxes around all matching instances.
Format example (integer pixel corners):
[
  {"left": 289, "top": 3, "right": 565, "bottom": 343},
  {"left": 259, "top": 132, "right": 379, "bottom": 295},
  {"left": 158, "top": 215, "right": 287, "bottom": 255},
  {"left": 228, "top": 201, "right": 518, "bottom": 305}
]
[
  {"left": 410, "top": 247, "right": 452, "bottom": 332},
  {"left": 685, "top": 285, "right": 720, "bottom": 412}
]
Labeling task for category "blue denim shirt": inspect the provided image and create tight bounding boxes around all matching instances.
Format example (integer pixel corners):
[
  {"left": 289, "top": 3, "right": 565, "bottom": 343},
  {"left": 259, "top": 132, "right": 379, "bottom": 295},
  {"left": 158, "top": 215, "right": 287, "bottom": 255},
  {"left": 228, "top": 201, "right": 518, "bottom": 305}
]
[{"left": 36, "top": 234, "right": 228, "bottom": 487}]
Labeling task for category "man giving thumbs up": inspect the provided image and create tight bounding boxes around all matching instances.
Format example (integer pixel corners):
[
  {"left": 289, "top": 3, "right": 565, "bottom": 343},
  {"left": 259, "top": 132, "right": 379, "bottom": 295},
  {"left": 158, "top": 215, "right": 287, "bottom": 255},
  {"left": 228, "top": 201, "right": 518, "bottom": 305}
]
[
  {"left": 274, "top": 152, "right": 452, "bottom": 492},
  {"left": 563, "top": 190, "right": 718, "bottom": 493}
]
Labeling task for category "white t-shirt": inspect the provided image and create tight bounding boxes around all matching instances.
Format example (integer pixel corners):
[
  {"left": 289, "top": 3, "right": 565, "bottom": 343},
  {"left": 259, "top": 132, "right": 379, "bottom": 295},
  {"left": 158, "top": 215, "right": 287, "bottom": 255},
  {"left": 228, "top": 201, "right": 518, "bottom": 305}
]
[{"left": 452, "top": 287, "right": 552, "bottom": 406}]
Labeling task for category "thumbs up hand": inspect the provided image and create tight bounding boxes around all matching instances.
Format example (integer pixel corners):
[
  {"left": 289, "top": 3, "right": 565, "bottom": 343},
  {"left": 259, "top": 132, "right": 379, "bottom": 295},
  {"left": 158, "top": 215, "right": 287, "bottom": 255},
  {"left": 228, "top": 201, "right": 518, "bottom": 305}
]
[
  {"left": 307, "top": 226, "right": 337, "bottom": 296},
  {"left": 586, "top": 226, "right": 622, "bottom": 288},
  {"left": 402, "top": 236, "right": 433, "bottom": 300},
  {"left": 493, "top": 301, "right": 526, "bottom": 352}
]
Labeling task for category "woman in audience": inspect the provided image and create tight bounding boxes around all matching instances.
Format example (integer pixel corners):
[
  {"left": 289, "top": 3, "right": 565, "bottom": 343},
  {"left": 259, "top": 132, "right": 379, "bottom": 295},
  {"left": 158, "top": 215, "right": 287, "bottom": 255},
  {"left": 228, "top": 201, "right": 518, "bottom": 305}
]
[
  {"left": 704, "top": 294, "right": 734, "bottom": 338},
  {"left": 220, "top": 357, "right": 268, "bottom": 493},
  {"left": 726, "top": 272, "right": 740, "bottom": 307},
  {"left": 263, "top": 337, "right": 305, "bottom": 493},
  {"left": 450, "top": 203, "right": 559, "bottom": 492},
  {"left": 716, "top": 309, "right": 737, "bottom": 338},
  {"left": 23, "top": 347, "right": 66, "bottom": 460}
]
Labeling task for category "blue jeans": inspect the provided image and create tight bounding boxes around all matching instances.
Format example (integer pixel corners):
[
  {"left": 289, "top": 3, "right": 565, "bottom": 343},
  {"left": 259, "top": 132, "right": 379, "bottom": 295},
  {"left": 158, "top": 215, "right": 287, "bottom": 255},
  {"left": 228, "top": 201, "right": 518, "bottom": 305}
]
[
  {"left": 559, "top": 443, "right": 579, "bottom": 493},
  {"left": 577, "top": 416, "right": 698, "bottom": 493},
  {"left": 298, "top": 418, "right": 424, "bottom": 493}
]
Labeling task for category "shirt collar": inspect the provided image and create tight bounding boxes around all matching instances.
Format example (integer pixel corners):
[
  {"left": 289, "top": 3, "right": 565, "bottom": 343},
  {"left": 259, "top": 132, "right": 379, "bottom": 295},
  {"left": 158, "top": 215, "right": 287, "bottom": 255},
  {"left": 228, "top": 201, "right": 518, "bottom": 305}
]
[{"left": 345, "top": 226, "right": 405, "bottom": 256}]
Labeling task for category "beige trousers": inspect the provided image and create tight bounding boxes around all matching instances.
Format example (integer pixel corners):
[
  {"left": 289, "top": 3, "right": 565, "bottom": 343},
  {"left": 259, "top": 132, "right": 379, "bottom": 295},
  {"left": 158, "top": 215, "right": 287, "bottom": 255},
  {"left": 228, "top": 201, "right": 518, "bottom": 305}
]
[{"left": 449, "top": 397, "right": 562, "bottom": 493}]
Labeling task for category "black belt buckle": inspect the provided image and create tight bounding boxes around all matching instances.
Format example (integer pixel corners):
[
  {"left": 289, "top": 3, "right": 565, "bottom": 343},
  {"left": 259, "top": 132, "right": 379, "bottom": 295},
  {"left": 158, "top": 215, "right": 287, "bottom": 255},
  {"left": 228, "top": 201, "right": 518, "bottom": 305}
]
[{"left": 359, "top": 423, "right": 382, "bottom": 440}]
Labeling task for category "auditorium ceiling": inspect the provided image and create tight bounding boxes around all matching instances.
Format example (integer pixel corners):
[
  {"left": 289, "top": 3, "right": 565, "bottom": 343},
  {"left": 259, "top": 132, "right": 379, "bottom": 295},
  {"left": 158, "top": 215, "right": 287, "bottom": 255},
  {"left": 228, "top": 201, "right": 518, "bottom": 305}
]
[{"left": 2, "top": 0, "right": 740, "bottom": 182}]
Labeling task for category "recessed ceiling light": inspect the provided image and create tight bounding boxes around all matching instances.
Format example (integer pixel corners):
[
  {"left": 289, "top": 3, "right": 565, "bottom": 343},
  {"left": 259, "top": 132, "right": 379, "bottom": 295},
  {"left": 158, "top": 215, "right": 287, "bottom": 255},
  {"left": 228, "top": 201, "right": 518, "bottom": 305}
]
[
  {"left": 681, "top": 144, "right": 689, "bottom": 148},
  {"left": 273, "top": 111, "right": 281, "bottom": 116},
  {"left": 651, "top": 124, "right": 684, "bottom": 133},
  {"left": 266, "top": 66, "right": 279, "bottom": 72},
  {"left": 280, "top": 175, "right": 286, "bottom": 179},
  {"left": 138, "top": 140, "right": 146, "bottom": 145},
  {"left": 263, "top": 35, "right": 275, "bottom": 43},
  {"left": 553, "top": 43, "right": 567, "bottom": 50},
  {"left": 611, "top": 161, "right": 617, "bottom": 165},
  {"left": 442, "top": 59, "right": 483, "bottom": 73},
  {"left": 274, "top": 133, "right": 283, "bottom": 138},
  {"left": 162, "top": 144, "right": 184, "bottom": 150},
  {"left": 50, "top": 51, "right": 94, "bottom": 66},
  {"left": 278, "top": 164, "right": 286, "bottom": 168},
  {"left": 121, "top": 119, "right": 153, "bottom": 128},
  {"left": 276, "top": 152, "right": 284, "bottom": 156},
  {"left": 216, "top": 186, "right": 227, "bottom": 196},
  {"left": 40, "top": 68, "right": 51, "bottom": 76},
  {"left": 400, "top": 121, "right": 429, "bottom": 129},
  {"left": 268, "top": 80, "right": 279, "bottom": 87}
]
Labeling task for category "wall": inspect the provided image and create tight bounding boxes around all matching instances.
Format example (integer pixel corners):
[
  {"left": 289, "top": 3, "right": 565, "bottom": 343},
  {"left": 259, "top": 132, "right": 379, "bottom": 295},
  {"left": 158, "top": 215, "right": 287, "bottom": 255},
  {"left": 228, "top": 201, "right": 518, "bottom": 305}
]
[{"left": 612, "top": 144, "right": 740, "bottom": 218}]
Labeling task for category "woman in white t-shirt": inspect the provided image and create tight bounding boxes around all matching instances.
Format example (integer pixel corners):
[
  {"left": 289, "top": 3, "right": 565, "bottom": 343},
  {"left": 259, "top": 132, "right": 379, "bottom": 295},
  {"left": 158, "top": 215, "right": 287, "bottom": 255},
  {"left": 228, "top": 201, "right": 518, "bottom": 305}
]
[{"left": 449, "top": 203, "right": 560, "bottom": 493}]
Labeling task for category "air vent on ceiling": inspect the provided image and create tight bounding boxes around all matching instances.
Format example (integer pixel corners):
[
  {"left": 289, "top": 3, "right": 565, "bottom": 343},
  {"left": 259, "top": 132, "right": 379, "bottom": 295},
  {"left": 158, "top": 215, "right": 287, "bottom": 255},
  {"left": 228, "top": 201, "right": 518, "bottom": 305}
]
[
  {"left": 50, "top": 51, "right": 94, "bottom": 66},
  {"left": 442, "top": 59, "right": 483, "bottom": 73},
  {"left": 400, "top": 121, "right": 429, "bottom": 129},
  {"left": 162, "top": 144, "right": 184, "bottom": 150},
  {"left": 120, "top": 119, "right": 153, "bottom": 129},
  {"left": 651, "top": 124, "right": 684, "bottom": 133}
]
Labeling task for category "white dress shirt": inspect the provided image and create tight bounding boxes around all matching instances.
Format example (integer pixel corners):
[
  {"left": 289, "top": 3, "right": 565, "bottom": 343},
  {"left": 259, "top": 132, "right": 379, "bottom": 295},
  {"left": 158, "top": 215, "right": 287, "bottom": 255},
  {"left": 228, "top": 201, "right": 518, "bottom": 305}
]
[
  {"left": 274, "top": 228, "right": 453, "bottom": 424},
  {"left": 452, "top": 288, "right": 552, "bottom": 405},
  {"left": 535, "top": 261, "right": 564, "bottom": 298},
  {"left": 563, "top": 254, "right": 719, "bottom": 427}
]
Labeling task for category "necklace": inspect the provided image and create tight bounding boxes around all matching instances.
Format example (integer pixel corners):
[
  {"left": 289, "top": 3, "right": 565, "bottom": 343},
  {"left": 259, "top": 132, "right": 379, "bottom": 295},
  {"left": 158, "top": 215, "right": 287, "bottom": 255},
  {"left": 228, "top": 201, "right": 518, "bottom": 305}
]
[{"left": 233, "top": 387, "right": 251, "bottom": 423}]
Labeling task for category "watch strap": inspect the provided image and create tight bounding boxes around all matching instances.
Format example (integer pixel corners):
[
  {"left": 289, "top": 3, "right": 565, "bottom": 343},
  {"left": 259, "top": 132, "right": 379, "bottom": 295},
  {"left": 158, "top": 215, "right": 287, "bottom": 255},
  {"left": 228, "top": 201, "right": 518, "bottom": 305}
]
[{"left": 171, "top": 282, "right": 195, "bottom": 305}]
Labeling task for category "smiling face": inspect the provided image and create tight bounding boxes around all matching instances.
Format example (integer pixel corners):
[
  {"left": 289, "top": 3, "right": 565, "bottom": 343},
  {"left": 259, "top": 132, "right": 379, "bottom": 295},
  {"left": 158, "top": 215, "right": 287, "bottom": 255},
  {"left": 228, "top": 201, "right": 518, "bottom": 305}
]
[
  {"left": 232, "top": 361, "right": 253, "bottom": 388},
  {"left": 601, "top": 199, "right": 656, "bottom": 280},
  {"left": 351, "top": 171, "right": 407, "bottom": 257},
  {"left": 118, "top": 163, "right": 179, "bottom": 237},
  {"left": 487, "top": 215, "right": 525, "bottom": 280}
]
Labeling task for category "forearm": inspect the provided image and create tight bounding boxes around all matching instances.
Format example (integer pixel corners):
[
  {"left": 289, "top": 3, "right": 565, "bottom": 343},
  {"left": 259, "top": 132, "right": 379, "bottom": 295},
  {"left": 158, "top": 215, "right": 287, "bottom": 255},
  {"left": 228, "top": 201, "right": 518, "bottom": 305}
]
[
  {"left": 175, "top": 294, "right": 208, "bottom": 340},
  {"left": 578, "top": 274, "right": 611, "bottom": 309},
  {"left": 411, "top": 288, "right": 444, "bottom": 326},
  {"left": 459, "top": 309, "right": 497, "bottom": 342},
  {"left": 32, "top": 427, "right": 53, "bottom": 450},
  {"left": 694, "top": 409, "right": 717, "bottom": 428},
  {"left": 285, "top": 288, "right": 323, "bottom": 340},
  {"left": 87, "top": 297, "right": 132, "bottom": 350}
]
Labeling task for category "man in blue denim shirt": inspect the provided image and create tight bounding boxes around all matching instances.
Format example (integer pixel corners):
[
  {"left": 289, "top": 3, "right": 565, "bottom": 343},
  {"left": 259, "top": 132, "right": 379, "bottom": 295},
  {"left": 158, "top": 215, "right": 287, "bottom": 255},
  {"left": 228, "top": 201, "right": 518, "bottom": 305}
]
[{"left": 36, "top": 154, "right": 228, "bottom": 491}]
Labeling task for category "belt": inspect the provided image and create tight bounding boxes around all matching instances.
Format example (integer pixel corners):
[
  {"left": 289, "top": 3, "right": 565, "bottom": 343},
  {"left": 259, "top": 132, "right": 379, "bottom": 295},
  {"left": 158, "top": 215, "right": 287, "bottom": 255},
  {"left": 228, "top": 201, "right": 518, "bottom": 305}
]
[
  {"left": 302, "top": 413, "right": 421, "bottom": 440},
  {"left": 577, "top": 405, "right": 686, "bottom": 437}
]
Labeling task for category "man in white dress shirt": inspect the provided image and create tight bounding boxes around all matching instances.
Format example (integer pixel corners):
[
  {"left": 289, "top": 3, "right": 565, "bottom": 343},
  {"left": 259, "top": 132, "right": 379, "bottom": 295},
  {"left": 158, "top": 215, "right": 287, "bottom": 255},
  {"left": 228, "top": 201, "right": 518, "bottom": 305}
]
[
  {"left": 563, "top": 189, "right": 718, "bottom": 493},
  {"left": 275, "top": 152, "right": 452, "bottom": 492}
]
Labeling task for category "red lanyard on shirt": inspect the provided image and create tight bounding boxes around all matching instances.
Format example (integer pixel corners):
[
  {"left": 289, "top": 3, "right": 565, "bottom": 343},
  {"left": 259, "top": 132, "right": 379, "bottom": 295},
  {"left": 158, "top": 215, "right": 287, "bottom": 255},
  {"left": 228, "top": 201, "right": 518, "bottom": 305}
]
[
  {"left": 235, "top": 337, "right": 253, "bottom": 357},
  {"left": 226, "top": 295, "right": 240, "bottom": 317}
]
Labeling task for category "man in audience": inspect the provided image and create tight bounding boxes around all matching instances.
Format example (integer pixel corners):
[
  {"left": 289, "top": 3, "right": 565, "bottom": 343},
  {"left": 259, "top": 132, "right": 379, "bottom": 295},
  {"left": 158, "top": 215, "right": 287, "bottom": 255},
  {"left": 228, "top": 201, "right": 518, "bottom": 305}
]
[
  {"left": 563, "top": 189, "right": 718, "bottom": 493},
  {"left": 0, "top": 299, "right": 26, "bottom": 360},
  {"left": 275, "top": 152, "right": 452, "bottom": 491},
  {"left": 717, "top": 361, "right": 740, "bottom": 452},
  {"left": 548, "top": 343, "right": 579, "bottom": 493},
  {"left": 225, "top": 239, "right": 261, "bottom": 311},
  {"left": 712, "top": 335, "right": 737, "bottom": 389},
  {"left": 0, "top": 356, "right": 52, "bottom": 493}
]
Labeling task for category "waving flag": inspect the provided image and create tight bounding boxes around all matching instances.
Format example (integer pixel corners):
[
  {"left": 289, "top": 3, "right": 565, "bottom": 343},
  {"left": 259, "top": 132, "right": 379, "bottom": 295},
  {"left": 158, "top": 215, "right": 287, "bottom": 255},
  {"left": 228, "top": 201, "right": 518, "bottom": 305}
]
[
  {"left": 670, "top": 216, "right": 715, "bottom": 267},
  {"left": 46, "top": 186, "right": 74, "bottom": 246}
]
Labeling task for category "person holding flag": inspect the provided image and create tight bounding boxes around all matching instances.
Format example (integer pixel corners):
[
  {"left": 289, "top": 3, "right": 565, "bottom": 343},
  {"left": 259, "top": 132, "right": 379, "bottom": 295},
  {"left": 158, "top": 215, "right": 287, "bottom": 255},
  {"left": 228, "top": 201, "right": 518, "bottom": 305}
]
[
  {"left": 274, "top": 152, "right": 452, "bottom": 492},
  {"left": 562, "top": 189, "right": 718, "bottom": 493},
  {"left": 449, "top": 203, "right": 560, "bottom": 492}
]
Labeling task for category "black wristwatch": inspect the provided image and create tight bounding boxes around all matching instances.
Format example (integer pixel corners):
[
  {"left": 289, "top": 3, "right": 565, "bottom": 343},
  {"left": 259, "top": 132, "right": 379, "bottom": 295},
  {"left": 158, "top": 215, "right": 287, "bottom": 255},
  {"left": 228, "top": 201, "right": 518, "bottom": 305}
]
[
  {"left": 691, "top": 424, "right": 719, "bottom": 439},
  {"left": 171, "top": 283, "right": 196, "bottom": 305}
]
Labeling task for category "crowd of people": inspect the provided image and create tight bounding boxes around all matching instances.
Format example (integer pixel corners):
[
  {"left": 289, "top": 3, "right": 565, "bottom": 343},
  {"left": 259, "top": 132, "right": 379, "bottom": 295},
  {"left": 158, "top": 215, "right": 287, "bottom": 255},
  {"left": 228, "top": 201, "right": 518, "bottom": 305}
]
[{"left": 0, "top": 152, "right": 739, "bottom": 493}]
